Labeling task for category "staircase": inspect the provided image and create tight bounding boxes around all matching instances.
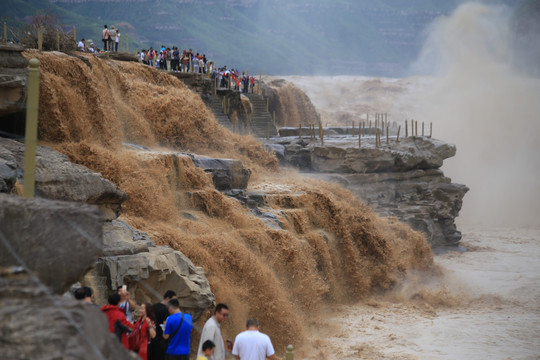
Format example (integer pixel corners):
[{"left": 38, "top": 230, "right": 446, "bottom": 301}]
[
  {"left": 245, "top": 93, "right": 278, "bottom": 138},
  {"left": 205, "top": 95, "right": 233, "bottom": 130}
]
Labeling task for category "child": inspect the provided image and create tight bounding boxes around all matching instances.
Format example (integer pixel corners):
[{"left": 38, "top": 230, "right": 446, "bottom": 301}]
[{"left": 197, "top": 340, "right": 215, "bottom": 360}]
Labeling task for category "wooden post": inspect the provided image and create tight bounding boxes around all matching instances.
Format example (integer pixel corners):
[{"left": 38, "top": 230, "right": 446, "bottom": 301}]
[
  {"left": 228, "top": 74, "right": 231, "bottom": 89},
  {"left": 422, "top": 122, "right": 425, "bottom": 136},
  {"left": 23, "top": 58, "right": 40, "bottom": 198},
  {"left": 415, "top": 120, "right": 418, "bottom": 136},
  {"left": 126, "top": 34, "right": 129, "bottom": 53},
  {"left": 319, "top": 122, "right": 324, "bottom": 146},
  {"left": 376, "top": 128, "right": 380, "bottom": 148},
  {"left": 286, "top": 344, "right": 294, "bottom": 360},
  {"left": 3, "top": 22, "right": 6, "bottom": 42},
  {"left": 37, "top": 27, "right": 43, "bottom": 51},
  {"left": 429, "top": 122, "right": 432, "bottom": 138},
  {"left": 56, "top": 29, "right": 60, "bottom": 51},
  {"left": 298, "top": 123, "right": 302, "bottom": 139},
  {"left": 358, "top": 126, "right": 361, "bottom": 148},
  {"left": 405, "top": 120, "right": 408, "bottom": 138},
  {"left": 386, "top": 125, "right": 389, "bottom": 144},
  {"left": 396, "top": 125, "right": 401, "bottom": 143},
  {"left": 214, "top": 77, "right": 217, "bottom": 95}
]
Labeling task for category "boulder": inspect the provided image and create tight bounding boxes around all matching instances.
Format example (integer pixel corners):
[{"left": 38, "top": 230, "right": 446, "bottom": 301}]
[
  {"left": 0, "top": 273, "right": 137, "bottom": 360},
  {"left": 0, "top": 138, "right": 127, "bottom": 220},
  {"left": 82, "top": 219, "right": 214, "bottom": 320},
  {"left": 0, "top": 194, "right": 134, "bottom": 359},
  {"left": 85, "top": 246, "right": 215, "bottom": 320},
  {"left": 0, "top": 194, "right": 104, "bottom": 294}
]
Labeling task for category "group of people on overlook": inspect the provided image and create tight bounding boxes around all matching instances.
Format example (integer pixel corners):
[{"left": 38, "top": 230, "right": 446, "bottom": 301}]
[
  {"left": 74, "top": 286, "right": 276, "bottom": 360},
  {"left": 139, "top": 46, "right": 256, "bottom": 93}
]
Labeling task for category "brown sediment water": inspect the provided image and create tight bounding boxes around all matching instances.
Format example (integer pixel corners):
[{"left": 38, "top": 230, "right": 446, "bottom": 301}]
[
  {"left": 265, "top": 79, "right": 320, "bottom": 127},
  {"left": 23, "top": 50, "right": 434, "bottom": 351}
]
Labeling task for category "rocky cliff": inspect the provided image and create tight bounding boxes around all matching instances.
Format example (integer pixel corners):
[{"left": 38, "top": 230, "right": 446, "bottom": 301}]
[
  {"left": 266, "top": 132, "right": 468, "bottom": 248},
  {"left": 0, "top": 137, "right": 215, "bottom": 319}
]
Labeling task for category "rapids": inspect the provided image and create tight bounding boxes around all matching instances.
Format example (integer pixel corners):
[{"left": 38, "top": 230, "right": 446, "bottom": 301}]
[{"left": 22, "top": 50, "right": 434, "bottom": 352}]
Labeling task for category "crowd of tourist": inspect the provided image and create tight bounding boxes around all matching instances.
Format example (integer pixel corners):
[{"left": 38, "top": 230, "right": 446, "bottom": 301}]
[
  {"left": 137, "top": 45, "right": 256, "bottom": 93},
  {"left": 74, "top": 286, "right": 276, "bottom": 360},
  {"left": 75, "top": 25, "right": 258, "bottom": 93}
]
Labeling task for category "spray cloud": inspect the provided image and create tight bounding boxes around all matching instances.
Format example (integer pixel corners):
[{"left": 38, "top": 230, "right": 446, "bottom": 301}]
[{"left": 411, "top": 2, "right": 540, "bottom": 227}]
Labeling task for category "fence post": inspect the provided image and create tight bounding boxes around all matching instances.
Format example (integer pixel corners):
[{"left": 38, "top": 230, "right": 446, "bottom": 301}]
[
  {"left": 358, "top": 126, "right": 361, "bottom": 148},
  {"left": 298, "top": 123, "right": 302, "bottom": 139},
  {"left": 37, "top": 27, "right": 43, "bottom": 51},
  {"left": 286, "top": 344, "right": 294, "bottom": 360},
  {"left": 319, "top": 122, "right": 324, "bottom": 146},
  {"left": 396, "top": 125, "right": 401, "bottom": 143},
  {"left": 3, "top": 22, "right": 6, "bottom": 42},
  {"left": 386, "top": 125, "right": 389, "bottom": 144},
  {"left": 23, "top": 58, "right": 41, "bottom": 198},
  {"left": 429, "top": 122, "right": 432, "bottom": 138},
  {"left": 415, "top": 120, "right": 418, "bottom": 136},
  {"left": 126, "top": 34, "right": 129, "bottom": 53},
  {"left": 422, "top": 122, "right": 425, "bottom": 136},
  {"left": 405, "top": 120, "right": 408, "bottom": 138}
]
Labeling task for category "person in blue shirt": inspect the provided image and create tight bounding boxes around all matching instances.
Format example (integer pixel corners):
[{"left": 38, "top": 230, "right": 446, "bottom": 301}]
[{"left": 163, "top": 298, "right": 193, "bottom": 360}]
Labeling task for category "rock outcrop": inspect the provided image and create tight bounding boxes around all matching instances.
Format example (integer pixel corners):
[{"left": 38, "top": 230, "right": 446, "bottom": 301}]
[
  {"left": 0, "top": 44, "right": 28, "bottom": 119},
  {"left": 0, "top": 137, "right": 128, "bottom": 220},
  {"left": 84, "top": 219, "right": 215, "bottom": 320},
  {"left": 0, "top": 139, "right": 215, "bottom": 320},
  {"left": 265, "top": 134, "right": 469, "bottom": 247},
  {"left": 0, "top": 194, "right": 137, "bottom": 360}
]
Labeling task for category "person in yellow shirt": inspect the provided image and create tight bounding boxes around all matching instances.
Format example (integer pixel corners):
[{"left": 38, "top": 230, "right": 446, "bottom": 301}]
[{"left": 197, "top": 340, "right": 215, "bottom": 360}]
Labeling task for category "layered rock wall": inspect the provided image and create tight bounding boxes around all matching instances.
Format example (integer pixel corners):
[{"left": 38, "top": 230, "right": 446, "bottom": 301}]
[{"left": 266, "top": 134, "right": 468, "bottom": 247}]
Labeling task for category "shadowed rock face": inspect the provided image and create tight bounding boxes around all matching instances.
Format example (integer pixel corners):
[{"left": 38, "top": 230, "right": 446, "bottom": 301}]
[
  {"left": 265, "top": 134, "right": 469, "bottom": 248},
  {"left": 0, "top": 194, "right": 136, "bottom": 360},
  {"left": 0, "top": 194, "right": 104, "bottom": 294},
  {"left": 0, "top": 44, "right": 28, "bottom": 119}
]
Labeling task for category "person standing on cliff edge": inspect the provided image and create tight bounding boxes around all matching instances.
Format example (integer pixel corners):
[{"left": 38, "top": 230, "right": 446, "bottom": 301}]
[
  {"left": 102, "top": 25, "right": 109, "bottom": 52},
  {"left": 197, "top": 303, "right": 230, "bottom": 360},
  {"left": 232, "top": 318, "right": 275, "bottom": 360}
]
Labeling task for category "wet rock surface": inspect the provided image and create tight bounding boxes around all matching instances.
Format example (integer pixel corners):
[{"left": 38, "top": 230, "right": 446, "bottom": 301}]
[{"left": 265, "top": 133, "right": 469, "bottom": 247}]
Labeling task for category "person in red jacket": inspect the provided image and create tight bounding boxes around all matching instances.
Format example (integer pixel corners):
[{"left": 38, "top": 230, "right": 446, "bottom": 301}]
[{"left": 101, "top": 292, "right": 134, "bottom": 350}]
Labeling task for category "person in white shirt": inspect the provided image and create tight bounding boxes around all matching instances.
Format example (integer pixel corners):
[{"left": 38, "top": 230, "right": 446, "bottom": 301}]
[
  {"left": 197, "top": 303, "right": 230, "bottom": 360},
  {"left": 232, "top": 319, "right": 275, "bottom": 360},
  {"left": 77, "top": 39, "right": 85, "bottom": 52}
]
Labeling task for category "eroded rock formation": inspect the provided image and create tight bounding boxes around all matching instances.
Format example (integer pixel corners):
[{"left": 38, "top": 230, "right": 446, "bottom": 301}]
[{"left": 266, "top": 134, "right": 469, "bottom": 247}]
